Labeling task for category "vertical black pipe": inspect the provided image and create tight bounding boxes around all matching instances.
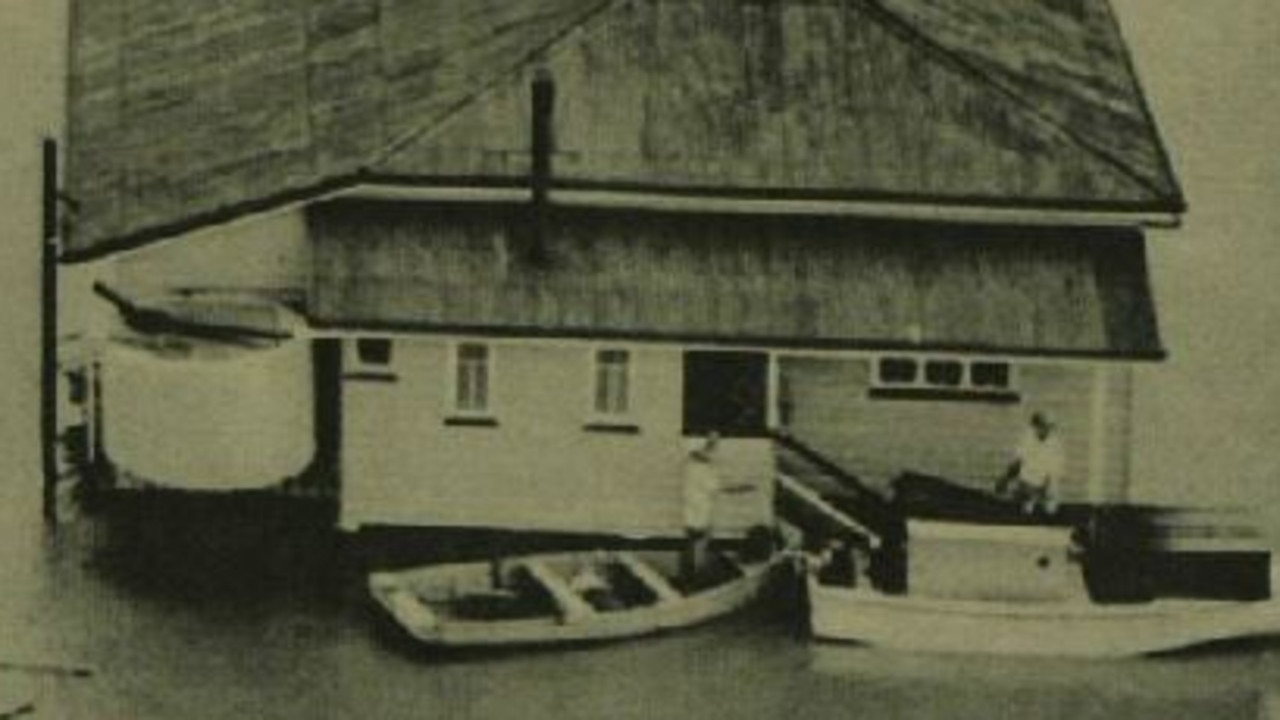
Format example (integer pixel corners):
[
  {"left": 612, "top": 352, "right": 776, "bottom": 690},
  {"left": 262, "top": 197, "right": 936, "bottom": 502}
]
[
  {"left": 530, "top": 67, "right": 555, "bottom": 207},
  {"left": 41, "top": 138, "right": 60, "bottom": 524},
  {"left": 528, "top": 67, "right": 555, "bottom": 263}
]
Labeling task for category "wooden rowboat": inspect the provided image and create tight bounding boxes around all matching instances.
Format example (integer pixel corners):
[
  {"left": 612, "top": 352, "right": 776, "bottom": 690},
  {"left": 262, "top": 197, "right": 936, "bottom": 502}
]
[
  {"left": 807, "top": 568, "right": 1280, "bottom": 658},
  {"left": 369, "top": 549, "right": 777, "bottom": 648}
]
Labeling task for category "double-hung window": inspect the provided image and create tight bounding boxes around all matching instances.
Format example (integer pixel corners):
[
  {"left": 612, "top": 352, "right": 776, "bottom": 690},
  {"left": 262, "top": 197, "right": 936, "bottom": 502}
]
[
  {"left": 585, "top": 348, "right": 639, "bottom": 433},
  {"left": 593, "top": 349, "right": 631, "bottom": 417},
  {"left": 453, "top": 343, "right": 491, "bottom": 415}
]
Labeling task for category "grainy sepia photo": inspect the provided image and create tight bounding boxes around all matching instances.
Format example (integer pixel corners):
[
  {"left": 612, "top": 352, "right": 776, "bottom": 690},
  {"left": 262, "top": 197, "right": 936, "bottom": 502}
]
[{"left": 1, "top": 1, "right": 1279, "bottom": 718}]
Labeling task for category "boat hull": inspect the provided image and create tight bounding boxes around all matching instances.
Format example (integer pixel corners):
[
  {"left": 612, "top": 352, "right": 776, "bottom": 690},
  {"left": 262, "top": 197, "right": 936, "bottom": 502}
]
[
  {"left": 370, "top": 552, "right": 777, "bottom": 649},
  {"left": 807, "top": 576, "right": 1280, "bottom": 657}
]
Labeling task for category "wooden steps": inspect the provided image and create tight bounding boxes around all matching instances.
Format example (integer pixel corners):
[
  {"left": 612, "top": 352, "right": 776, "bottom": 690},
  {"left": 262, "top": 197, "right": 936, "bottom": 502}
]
[{"left": 776, "top": 473, "right": 880, "bottom": 547}]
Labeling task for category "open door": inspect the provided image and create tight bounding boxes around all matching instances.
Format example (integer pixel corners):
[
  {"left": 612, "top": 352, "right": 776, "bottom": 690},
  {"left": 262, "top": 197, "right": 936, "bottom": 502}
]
[{"left": 682, "top": 351, "right": 769, "bottom": 438}]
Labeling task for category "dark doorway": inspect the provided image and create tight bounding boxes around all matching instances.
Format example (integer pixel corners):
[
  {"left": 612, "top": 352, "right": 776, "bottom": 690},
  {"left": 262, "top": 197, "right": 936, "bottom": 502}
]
[{"left": 683, "top": 351, "right": 769, "bottom": 438}]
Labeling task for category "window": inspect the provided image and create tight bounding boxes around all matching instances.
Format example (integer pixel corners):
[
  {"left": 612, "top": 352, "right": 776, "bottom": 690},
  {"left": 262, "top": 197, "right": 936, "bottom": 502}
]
[
  {"left": 454, "top": 343, "right": 491, "bottom": 414},
  {"left": 970, "top": 361, "right": 1011, "bottom": 390},
  {"left": 877, "top": 357, "right": 918, "bottom": 385},
  {"left": 593, "top": 349, "right": 631, "bottom": 417},
  {"left": 346, "top": 337, "right": 396, "bottom": 382},
  {"left": 923, "top": 360, "right": 963, "bottom": 388},
  {"left": 356, "top": 338, "right": 392, "bottom": 367},
  {"left": 871, "top": 355, "right": 1016, "bottom": 402}
]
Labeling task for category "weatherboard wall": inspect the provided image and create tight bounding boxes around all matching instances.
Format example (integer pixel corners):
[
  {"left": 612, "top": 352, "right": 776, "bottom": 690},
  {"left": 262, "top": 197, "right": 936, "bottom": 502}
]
[
  {"left": 778, "top": 356, "right": 1134, "bottom": 503},
  {"left": 338, "top": 338, "right": 775, "bottom": 535}
]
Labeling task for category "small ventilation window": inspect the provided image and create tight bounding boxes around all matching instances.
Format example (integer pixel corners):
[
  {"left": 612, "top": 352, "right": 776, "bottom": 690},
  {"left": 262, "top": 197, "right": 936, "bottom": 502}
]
[{"left": 356, "top": 338, "right": 392, "bottom": 367}]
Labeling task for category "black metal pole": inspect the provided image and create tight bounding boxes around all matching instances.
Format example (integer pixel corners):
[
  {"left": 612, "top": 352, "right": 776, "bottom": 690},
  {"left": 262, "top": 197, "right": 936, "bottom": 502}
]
[
  {"left": 41, "top": 137, "right": 60, "bottom": 525},
  {"left": 527, "top": 67, "right": 555, "bottom": 264}
]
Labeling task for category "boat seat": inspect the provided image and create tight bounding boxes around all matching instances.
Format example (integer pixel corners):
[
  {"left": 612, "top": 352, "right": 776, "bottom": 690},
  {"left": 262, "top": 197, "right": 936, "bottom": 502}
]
[
  {"left": 515, "top": 560, "right": 596, "bottom": 623},
  {"left": 615, "top": 553, "right": 683, "bottom": 603}
]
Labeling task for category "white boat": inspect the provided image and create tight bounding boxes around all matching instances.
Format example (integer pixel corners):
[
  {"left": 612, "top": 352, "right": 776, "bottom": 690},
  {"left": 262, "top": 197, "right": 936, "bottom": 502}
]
[
  {"left": 804, "top": 516, "right": 1280, "bottom": 658},
  {"left": 369, "top": 549, "right": 778, "bottom": 648},
  {"left": 807, "top": 574, "right": 1280, "bottom": 657}
]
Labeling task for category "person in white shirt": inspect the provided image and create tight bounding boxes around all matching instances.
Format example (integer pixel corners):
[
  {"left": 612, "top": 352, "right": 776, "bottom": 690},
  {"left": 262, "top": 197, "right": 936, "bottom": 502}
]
[
  {"left": 682, "top": 433, "right": 721, "bottom": 582},
  {"left": 997, "top": 412, "right": 1065, "bottom": 515}
]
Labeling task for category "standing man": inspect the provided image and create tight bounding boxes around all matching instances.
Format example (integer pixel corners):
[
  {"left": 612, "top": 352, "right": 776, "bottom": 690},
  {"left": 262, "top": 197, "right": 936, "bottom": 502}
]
[
  {"left": 682, "top": 433, "right": 721, "bottom": 583},
  {"left": 997, "top": 412, "right": 1066, "bottom": 515}
]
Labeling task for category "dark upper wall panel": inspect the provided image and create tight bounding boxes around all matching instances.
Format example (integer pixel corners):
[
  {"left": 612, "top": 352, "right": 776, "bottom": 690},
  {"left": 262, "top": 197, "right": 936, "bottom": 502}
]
[{"left": 308, "top": 201, "right": 1164, "bottom": 359}]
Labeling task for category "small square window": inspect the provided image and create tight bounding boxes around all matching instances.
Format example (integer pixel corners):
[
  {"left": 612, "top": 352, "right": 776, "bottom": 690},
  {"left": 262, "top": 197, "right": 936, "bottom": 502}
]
[
  {"left": 924, "top": 360, "right": 963, "bottom": 387},
  {"left": 971, "top": 361, "right": 1011, "bottom": 389},
  {"left": 878, "top": 357, "right": 918, "bottom": 385},
  {"left": 356, "top": 338, "right": 392, "bottom": 366}
]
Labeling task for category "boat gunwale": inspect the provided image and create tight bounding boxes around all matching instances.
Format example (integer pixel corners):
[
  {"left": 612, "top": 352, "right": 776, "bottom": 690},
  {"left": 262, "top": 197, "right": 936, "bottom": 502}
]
[
  {"left": 370, "top": 551, "right": 780, "bottom": 647},
  {"left": 807, "top": 575, "right": 1280, "bottom": 621}
]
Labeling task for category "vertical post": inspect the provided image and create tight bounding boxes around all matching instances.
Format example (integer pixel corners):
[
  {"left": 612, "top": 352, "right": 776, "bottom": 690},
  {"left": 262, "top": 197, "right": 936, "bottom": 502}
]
[
  {"left": 1087, "top": 365, "right": 1109, "bottom": 504},
  {"left": 765, "top": 352, "right": 780, "bottom": 431},
  {"left": 41, "top": 138, "right": 60, "bottom": 525}
]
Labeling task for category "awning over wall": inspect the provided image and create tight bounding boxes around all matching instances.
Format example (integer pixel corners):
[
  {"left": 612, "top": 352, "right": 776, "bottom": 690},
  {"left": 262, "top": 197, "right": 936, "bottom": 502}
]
[
  {"left": 94, "top": 283, "right": 302, "bottom": 341},
  {"left": 102, "top": 340, "right": 313, "bottom": 491},
  {"left": 310, "top": 202, "right": 1163, "bottom": 359}
]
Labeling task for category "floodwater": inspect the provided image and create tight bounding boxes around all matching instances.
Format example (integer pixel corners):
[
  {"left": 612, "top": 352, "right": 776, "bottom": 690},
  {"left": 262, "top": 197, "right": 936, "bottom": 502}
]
[{"left": 0, "top": 495, "right": 1279, "bottom": 720}]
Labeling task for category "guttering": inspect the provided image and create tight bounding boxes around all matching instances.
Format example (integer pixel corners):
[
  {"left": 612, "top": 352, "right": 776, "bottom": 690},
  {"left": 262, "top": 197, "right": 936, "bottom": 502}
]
[{"left": 346, "top": 182, "right": 1183, "bottom": 229}]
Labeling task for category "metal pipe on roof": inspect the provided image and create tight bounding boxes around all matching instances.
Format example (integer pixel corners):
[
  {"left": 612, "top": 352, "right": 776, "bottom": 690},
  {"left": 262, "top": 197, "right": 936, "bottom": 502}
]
[{"left": 527, "top": 67, "right": 557, "bottom": 265}]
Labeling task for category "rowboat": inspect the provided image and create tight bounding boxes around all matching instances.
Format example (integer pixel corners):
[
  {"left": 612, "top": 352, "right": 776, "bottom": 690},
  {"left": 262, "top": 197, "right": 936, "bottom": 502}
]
[
  {"left": 807, "top": 572, "right": 1280, "bottom": 657},
  {"left": 369, "top": 549, "right": 778, "bottom": 648}
]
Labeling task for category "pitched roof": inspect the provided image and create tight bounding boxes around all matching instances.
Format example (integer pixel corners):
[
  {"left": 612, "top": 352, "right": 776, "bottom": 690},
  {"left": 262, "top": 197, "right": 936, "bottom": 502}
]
[
  {"left": 309, "top": 201, "right": 1164, "bottom": 359},
  {"left": 65, "top": 0, "right": 1183, "bottom": 258}
]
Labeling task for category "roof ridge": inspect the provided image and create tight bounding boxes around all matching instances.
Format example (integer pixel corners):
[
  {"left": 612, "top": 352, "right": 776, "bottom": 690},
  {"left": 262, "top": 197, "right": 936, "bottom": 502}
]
[
  {"left": 860, "top": 0, "right": 1172, "bottom": 203},
  {"left": 370, "top": 0, "right": 621, "bottom": 169}
]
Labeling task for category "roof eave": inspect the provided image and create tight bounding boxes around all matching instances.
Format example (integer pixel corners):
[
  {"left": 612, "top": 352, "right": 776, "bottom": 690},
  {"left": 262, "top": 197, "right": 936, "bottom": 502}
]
[
  {"left": 60, "top": 175, "right": 1184, "bottom": 265},
  {"left": 305, "top": 315, "right": 1168, "bottom": 363}
]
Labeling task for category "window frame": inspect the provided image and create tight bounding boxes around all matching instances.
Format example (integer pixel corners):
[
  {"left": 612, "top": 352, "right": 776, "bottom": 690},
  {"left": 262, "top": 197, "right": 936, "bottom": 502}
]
[
  {"left": 869, "top": 354, "right": 1019, "bottom": 403},
  {"left": 585, "top": 346, "right": 640, "bottom": 433},
  {"left": 355, "top": 337, "right": 393, "bottom": 368},
  {"left": 346, "top": 336, "right": 397, "bottom": 382},
  {"left": 447, "top": 341, "right": 496, "bottom": 421}
]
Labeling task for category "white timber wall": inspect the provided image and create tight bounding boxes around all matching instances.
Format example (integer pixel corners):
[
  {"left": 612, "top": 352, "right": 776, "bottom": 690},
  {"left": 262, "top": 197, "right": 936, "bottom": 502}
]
[{"left": 339, "top": 338, "right": 774, "bottom": 537}]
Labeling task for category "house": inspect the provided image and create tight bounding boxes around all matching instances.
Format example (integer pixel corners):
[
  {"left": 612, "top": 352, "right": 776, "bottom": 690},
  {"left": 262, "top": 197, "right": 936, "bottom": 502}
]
[{"left": 60, "top": 0, "right": 1183, "bottom": 539}]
